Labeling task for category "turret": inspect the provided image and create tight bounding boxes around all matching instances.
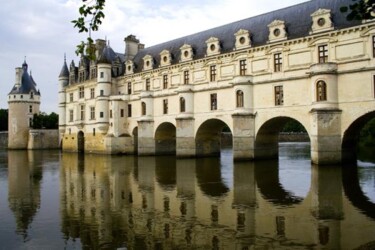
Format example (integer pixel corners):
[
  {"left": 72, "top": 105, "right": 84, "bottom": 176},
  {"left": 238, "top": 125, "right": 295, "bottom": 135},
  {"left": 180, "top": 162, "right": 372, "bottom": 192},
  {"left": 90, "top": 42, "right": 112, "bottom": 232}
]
[{"left": 58, "top": 56, "right": 69, "bottom": 137}]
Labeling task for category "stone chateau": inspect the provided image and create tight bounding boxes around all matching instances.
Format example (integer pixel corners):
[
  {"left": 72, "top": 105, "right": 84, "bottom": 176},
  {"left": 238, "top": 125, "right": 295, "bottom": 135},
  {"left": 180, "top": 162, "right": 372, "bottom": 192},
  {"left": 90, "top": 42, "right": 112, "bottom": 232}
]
[{"left": 59, "top": 0, "right": 375, "bottom": 164}]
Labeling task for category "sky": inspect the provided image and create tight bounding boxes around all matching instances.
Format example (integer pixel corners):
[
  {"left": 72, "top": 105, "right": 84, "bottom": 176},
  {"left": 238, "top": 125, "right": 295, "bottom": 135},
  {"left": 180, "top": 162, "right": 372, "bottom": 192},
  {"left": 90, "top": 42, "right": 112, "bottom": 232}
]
[{"left": 0, "top": 0, "right": 307, "bottom": 113}]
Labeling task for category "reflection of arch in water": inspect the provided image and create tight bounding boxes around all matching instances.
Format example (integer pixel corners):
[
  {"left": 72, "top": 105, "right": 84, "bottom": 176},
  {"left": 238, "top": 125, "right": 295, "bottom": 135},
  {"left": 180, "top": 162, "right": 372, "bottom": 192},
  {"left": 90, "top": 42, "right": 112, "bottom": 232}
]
[
  {"left": 155, "top": 122, "right": 176, "bottom": 155},
  {"left": 77, "top": 131, "right": 84, "bottom": 153},
  {"left": 255, "top": 117, "right": 310, "bottom": 160},
  {"left": 195, "top": 119, "right": 232, "bottom": 157},
  {"left": 195, "top": 158, "right": 229, "bottom": 198},
  {"left": 155, "top": 156, "right": 176, "bottom": 191},
  {"left": 342, "top": 111, "right": 375, "bottom": 163},
  {"left": 342, "top": 165, "right": 375, "bottom": 220},
  {"left": 255, "top": 160, "right": 304, "bottom": 206}
]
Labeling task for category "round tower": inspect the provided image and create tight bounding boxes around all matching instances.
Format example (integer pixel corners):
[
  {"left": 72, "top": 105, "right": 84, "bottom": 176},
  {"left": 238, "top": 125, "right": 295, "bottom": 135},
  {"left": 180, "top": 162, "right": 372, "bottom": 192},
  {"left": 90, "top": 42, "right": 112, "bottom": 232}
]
[
  {"left": 96, "top": 45, "right": 112, "bottom": 133},
  {"left": 58, "top": 55, "right": 69, "bottom": 141},
  {"left": 8, "top": 60, "right": 41, "bottom": 149}
]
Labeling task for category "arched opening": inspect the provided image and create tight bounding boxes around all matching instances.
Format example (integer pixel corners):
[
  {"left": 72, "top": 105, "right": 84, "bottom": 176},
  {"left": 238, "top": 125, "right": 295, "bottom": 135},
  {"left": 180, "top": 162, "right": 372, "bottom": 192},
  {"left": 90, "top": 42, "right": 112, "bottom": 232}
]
[
  {"left": 195, "top": 119, "right": 232, "bottom": 157},
  {"left": 236, "top": 90, "right": 244, "bottom": 108},
  {"left": 141, "top": 102, "right": 146, "bottom": 116},
  {"left": 132, "top": 127, "right": 138, "bottom": 154},
  {"left": 255, "top": 117, "right": 309, "bottom": 160},
  {"left": 155, "top": 122, "right": 176, "bottom": 155},
  {"left": 180, "top": 97, "right": 186, "bottom": 113},
  {"left": 342, "top": 112, "right": 375, "bottom": 163},
  {"left": 77, "top": 131, "right": 84, "bottom": 153}
]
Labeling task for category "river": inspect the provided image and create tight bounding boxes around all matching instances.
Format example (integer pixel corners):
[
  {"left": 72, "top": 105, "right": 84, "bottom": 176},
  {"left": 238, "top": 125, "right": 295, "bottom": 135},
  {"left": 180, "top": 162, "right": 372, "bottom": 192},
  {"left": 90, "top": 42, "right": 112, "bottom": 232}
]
[{"left": 0, "top": 143, "right": 374, "bottom": 249}]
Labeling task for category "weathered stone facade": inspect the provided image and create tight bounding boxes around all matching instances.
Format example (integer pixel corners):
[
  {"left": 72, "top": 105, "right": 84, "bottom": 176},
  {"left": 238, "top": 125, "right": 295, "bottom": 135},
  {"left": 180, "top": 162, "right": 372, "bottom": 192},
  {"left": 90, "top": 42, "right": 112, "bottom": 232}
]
[{"left": 59, "top": 0, "right": 375, "bottom": 164}]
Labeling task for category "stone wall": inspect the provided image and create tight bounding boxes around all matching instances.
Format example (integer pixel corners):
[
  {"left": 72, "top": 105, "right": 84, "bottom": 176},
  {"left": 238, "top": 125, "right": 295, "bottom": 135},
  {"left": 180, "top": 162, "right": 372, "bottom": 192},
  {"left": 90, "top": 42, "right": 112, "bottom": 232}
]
[
  {"left": 27, "top": 129, "right": 60, "bottom": 149},
  {"left": 0, "top": 132, "right": 8, "bottom": 149}
]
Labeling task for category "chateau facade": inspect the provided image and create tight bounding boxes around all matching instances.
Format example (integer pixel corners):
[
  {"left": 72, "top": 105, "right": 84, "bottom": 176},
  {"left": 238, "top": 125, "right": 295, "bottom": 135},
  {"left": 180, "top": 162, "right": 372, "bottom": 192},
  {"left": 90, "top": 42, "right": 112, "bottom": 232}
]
[{"left": 59, "top": 0, "right": 375, "bottom": 164}]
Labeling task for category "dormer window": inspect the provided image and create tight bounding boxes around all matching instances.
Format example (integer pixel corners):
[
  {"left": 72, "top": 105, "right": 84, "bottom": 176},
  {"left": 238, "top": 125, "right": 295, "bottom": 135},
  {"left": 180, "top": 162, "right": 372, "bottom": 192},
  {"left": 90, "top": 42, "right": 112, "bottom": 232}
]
[
  {"left": 206, "top": 37, "right": 220, "bottom": 56},
  {"left": 268, "top": 20, "right": 287, "bottom": 43},
  {"left": 143, "top": 55, "right": 153, "bottom": 71},
  {"left": 310, "top": 9, "right": 333, "bottom": 34},
  {"left": 180, "top": 44, "right": 193, "bottom": 62},
  {"left": 125, "top": 60, "right": 134, "bottom": 75},
  {"left": 234, "top": 29, "right": 251, "bottom": 50},
  {"left": 160, "top": 50, "right": 171, "bottom": 67}
]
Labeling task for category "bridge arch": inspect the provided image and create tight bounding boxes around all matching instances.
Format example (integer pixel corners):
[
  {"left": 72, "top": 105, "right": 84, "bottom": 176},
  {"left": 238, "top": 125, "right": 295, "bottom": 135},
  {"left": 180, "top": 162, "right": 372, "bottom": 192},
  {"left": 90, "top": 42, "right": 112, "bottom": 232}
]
[
  {"left": 342, "top": 111, "right": 375, "bottom": 163},
  {"left": 195, "top": 118, "right": 232, "bottom": 157},
  {"left": 155, "top": 122, "right": 176, "bottom": 155},
  {"left": 255, "top": 116, "right": 310, "bottom": 159}
]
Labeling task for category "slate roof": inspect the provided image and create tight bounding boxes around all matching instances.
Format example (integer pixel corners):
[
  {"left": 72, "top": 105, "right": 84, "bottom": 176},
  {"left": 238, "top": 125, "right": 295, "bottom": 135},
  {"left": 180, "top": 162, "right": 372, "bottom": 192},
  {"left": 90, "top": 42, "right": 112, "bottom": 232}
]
[
  {"left": 9, "top": 61, "right": 40, "bottom": 95},
  {"left": 59, "top": 58, "right": 69, "bottom": 79},
  {"left": 131, "top": 0, "right": 361, "bottom": 73}
]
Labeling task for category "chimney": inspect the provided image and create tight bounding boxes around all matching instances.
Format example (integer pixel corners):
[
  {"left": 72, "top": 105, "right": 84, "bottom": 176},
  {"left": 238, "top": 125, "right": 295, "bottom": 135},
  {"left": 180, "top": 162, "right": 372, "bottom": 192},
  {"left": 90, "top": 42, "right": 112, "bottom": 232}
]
[
  {"left": 95, "top": 39, "right": 107, "bottom": 59},
  {"left": 124, "top": 35, "right": 143, "bottom": 61},
  {"left": 15, "top": 67, "right": 22, "bottom": 88}
]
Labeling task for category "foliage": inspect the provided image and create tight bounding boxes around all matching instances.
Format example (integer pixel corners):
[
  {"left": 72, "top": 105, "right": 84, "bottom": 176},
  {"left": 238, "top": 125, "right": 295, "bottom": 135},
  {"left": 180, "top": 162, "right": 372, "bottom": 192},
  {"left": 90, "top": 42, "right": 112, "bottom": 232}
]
[
  {"left": 72, "top": 0, "right": 106, "bottom": 60},
  {"left": 281, "top": 120, "right": 307, "bottom": 133},
  {"left": 340, "top": 0, "right": 375, "bottom": 21},
  {"left": 0, "top": 109, "right": 8, "bottom": 131},
  {"left": 32, "top": 112, "right": 59, "bottom": 129}
]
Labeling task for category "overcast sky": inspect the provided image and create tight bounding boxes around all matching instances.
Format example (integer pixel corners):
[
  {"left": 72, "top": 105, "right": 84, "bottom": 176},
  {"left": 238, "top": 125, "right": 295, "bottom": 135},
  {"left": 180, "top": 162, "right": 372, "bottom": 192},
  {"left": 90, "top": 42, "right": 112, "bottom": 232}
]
[{"left": 0, "top": 0, "right": 307, "bottom": 113}]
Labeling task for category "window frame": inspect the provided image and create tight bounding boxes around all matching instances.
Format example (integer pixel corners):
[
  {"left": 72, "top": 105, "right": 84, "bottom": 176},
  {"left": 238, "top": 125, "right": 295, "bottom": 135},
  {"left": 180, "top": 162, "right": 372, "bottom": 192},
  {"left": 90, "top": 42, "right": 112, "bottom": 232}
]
[
  {"left": 146, "top": 78, "right": 150, "bottom": 91},
  {"left": 163, "top": 75, "right": 168, "bottom": 89},
  {"left": 210, "top": 93, "right": 217, "bottom": 110},
  {"left": 163, "top": 99, "right": 168, "bottom": 114},
  {"left": 180, "top": 97, "right": 186, "bottom": 112},
  {"left": 239, "top": 59, "right": 247, "bottom": 76},
  {"left": 236, "top": 90, "right": 244, "bottom": 108},
  {"left": 274, "top": 53, "right": 282, "bottom": 72},
  {"left": 274, "top": 86, "right": 284, "bottom": 106},
  {"left": 318, "top": 44, "right": 328, "bottom": 63},
  {"left": 90, "top": 107, "right": 95, "bottom": 120},
  {"left": 210, "top": 65, "right": 217, "bottom": 82},
  {"left": 184, "top": 70, "right": 189, "bottom": 84},
  {"left": 316, "top": 80, "right": 327, "bottom": 101}
]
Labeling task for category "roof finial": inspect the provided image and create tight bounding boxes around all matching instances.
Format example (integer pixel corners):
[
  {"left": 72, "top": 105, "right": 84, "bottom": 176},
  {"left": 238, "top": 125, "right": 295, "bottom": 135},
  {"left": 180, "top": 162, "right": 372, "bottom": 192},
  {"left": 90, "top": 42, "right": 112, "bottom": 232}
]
[
  {"left": 64, "top": 53, "right": 66, "bottom": 62},
  {"left": 24, "top": 56, "right": 26, "bottom": 63}
]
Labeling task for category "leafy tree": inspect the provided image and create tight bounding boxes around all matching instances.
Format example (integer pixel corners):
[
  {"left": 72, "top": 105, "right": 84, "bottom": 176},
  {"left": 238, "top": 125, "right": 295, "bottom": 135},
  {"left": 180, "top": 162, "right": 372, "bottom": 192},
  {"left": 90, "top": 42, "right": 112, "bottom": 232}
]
[
  {"left": 32, "top": 112, "right": 59, "bottom": 129},
  {"left": 72, "top": 0, "right": 106, "bottom": 60},
  {"left": 282, "top": 120, "right": 307, "bottom": 133},
  {"left": 341, "top": 0, "right": 375, "bottom": 21},
  {"left": 0, "top": 109, "right": 8, "bottom": 131}
]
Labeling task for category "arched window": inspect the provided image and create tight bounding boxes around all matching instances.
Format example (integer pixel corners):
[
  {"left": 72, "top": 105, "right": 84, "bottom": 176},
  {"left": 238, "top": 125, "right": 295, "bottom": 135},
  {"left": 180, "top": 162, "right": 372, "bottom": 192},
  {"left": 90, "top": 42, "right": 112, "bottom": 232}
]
[
  {"left": 316, "top": 80, "right": 327, "bottom": 101},
  {"left": 236, "top": 90, "right": 244, "bottom": 107},
  {"left": 141, "top": 102, "right": 146, "bottom": 116},
  {"left": 180, "top": 97, "right": 186, "bottom": 112}
]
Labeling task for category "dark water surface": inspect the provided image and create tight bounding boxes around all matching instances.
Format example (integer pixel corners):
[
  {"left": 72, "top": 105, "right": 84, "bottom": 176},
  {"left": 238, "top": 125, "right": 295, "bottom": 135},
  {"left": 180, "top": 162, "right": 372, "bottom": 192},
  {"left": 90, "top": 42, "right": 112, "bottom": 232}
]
[{"left": 0, "top": 143, "right": 374, "bottom": 249}]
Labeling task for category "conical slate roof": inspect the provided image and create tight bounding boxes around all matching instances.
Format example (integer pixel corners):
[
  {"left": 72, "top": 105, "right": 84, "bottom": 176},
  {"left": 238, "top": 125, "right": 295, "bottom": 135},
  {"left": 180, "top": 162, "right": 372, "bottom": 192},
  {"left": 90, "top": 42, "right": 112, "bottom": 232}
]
[
  {"left": 9, "top": 61, "right": 40, "bottom": 95},
  {"left": 59, "top": 57, "right": 69, "bottom": 78}
]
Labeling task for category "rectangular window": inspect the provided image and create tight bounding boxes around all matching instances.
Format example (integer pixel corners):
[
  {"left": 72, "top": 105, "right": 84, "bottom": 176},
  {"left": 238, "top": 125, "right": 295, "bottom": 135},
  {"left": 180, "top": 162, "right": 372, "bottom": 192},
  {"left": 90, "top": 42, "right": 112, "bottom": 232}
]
[
  {"left": 78, "top": 71, "right": 84, "bottom": 82},
  {"left": 184, "top": 70, "right": 189, "bottom": 84},
  {"left": 210, "top": 65, "right": 217, "bottom": 82},
  {"left": 127, "top": 82, "right": 132, "bottom": 94},
  {"left": 29, "top": 105, "right": 32, "bottom": 113},
  {"left": 100, "top": 112, "right": 104, "bottom": 118},
  {"left": 275, "top": 86, "right": 284, "bottom": 106},
  {"left": 110, "top": 110, "right": 113, "bottom": 118},
  {"left": 318, "top": 45, "right": 328, "bottom": 63},
  {"left": 127, "top": 104, "right": 132, "bottom": 117},
  {"left": 163, "top": 75, "right": 168, "bottom": 89},
  {"left": 69, "top": 110, "right": 73, "bottom": 122},
  {"left": 210, "top": 93, "right": 217, "bottom": 110},
  {"left": 100, "top": 90, "right": 104, "bottom": 96},
  {"left": 69, "top": 93, "right": 73, "bottom": 102},
  {"left": 239, "top": 60, "right": 247, "bottom": 76},
  {"left": 90, "top": 107, "right": 95, "bottom": 120},
  {"left": 146, "top": 78, "right": 150, "bottom": 91},
  {"left": 91, "top": 68, "right": 97, "bottom": 79},
  {"left": 90, "top": 88, "right": 95, "bottom": 99},
  {"left": 274, "top": 53, "right": 282, "bottom": 72},
  {"left": 373, "top": 36, "right": 375, "bottom": 58},
  {"left": 100, "top": 72, "right": 104, "bottom": 78},
  {"left": 163, "top": 99, "right": 168, "bottom": 114},
  {"left": 79, "top": 87, "right": 84, "bottom": 99},
  {"left": 80, "top": 105, "right": 85, "bottom": 120},
  {"left": 120, "top": 109, "right": 124, "bottom": 117}
]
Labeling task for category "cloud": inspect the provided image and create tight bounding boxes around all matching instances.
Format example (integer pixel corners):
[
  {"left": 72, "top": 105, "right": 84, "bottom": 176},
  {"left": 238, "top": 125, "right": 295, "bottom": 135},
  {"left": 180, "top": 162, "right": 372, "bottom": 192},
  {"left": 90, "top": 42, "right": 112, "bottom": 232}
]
[{"left": 0, "top": 0, "right": 307, "bottom": 113}]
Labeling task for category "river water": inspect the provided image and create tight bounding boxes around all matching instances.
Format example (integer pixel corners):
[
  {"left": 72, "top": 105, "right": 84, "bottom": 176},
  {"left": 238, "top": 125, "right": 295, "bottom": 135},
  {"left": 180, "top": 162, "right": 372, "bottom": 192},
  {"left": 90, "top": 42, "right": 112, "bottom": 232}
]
[{"left": 0, "top": 143, "right": 374, "bottom": 249}]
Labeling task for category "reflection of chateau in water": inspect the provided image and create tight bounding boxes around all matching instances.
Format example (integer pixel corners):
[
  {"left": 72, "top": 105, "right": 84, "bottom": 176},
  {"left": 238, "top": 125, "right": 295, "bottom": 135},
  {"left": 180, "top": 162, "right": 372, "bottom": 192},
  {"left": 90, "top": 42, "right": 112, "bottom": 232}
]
[
  {"left": 8, "top": 151, "right": 43, "bottom": 239},
  {"left": 60, "top": 153, "right": 375, "bottom": 249}
]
